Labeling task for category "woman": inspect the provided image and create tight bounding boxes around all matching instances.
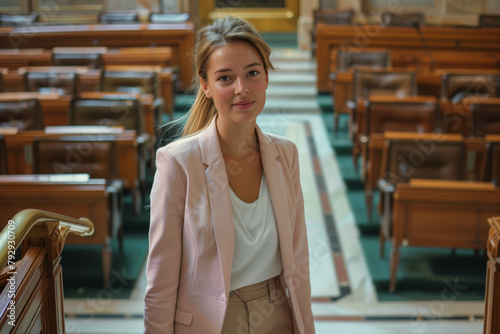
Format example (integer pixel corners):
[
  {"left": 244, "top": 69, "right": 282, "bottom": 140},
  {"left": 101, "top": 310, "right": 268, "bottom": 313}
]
[{"left": 144, "top": 16, "right": 315, "bottom": 334}]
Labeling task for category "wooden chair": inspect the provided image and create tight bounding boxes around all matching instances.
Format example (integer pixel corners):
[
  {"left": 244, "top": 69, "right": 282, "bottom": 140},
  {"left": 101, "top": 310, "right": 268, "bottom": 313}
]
[
  {"left": 484, "top": 216, "right": 500, "bottom": 334},
  {"left": 0, "top": 135, "right": 6, "bottom": 174},
  {"left": 441, "top": 73, "right": 500, "bottom": 103},
  {"left": 378, "top": 134, "right": 467, "bottom": 258},
  {"left": 0, "top": 209, "right": 94, "bottom": 332},
  {"left": 70, "top": 97, "right": 148, "bottom": 214},
  {"left": 0, "top": 72, "right": 4, "bottom": 92},
  {"left": 149, "top": 12, "right": 189, "bottom": 23},
  {"left": 311, "top": 9, "right": 355, "bottom": 56},
  {"left": 0, "top": 98, "right": 44, "bottom": 130},
  {"left": 380, "top": 12, "right": 425, "bottom": 27},
  {"left": 98, "top": 11, "right": 139, "bottom": 24},
  {"left": 23, "top": 71, "right": 79, "bottom": 96},
  {"left": 52, "top": 52, "right": 103, "bottom": 69},
  {"left": 362, "top": 96, "right": 439, "bottom": 222},
  {"left": 469, "top": 98, "right": 500, "bottom": 137},
  {"left": 479, "top": 14, "right": 500, "bottom": 27},
  {"left": 0, "top": 13, "right": 39, "bottom": 27},
  {"left": 390, "top": 181, "right": 500, "bottom": 292},
  {"left": 330, "top": 49, "right": 391, "bottom": 134},
  {"left": 100, "top": 70, "right": 165, "bottom": 124},
  {"left": 350, "top": 69, "right": 417, "bottom": 168},
  {"left": 32, "top": 136, "right": 124, "bottom": 251}
]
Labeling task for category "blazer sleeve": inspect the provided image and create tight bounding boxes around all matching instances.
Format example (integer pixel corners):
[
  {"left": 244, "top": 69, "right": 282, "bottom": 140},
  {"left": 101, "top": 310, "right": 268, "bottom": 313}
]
[
  {"left": 144, "top": 148, "right": 186, "bottom": 334},
  {"left": 291, "top": 143, "right": 316, "bottom": 333}
]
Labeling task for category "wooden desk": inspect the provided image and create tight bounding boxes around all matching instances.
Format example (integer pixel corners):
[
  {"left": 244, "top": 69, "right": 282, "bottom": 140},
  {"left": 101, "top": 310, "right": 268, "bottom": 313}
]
[
  {"left": 0, "top": 91, "right": 156, "bottom": 142},
  {"left": 1, "top": 129, "right": 139, "bottom": 191},
  {"left": 390, "top": 179, "right": 500, "bottom": 292},
  {"left": 484, "top": 217, "right": 500, "bottom": 334},
  {"left": 3, "top": 66, "right": 175, "bottom": 117},
  {"left": 0, "top": 49, "right": 52, "bottom": 70},
  {"left": 0, "top": 175, "right": 113, "bottom": 287},
  {"left": 0, "top": 23, "right": 195, "bottom": 90},
  {"left": 317, "top": 23, "right": 500, "bottom": 93}
]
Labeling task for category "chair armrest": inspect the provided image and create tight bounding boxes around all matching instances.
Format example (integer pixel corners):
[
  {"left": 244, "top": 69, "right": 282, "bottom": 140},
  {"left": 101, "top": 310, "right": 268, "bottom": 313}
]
[
  {"left": 136, "top": 133, "right": 150, "bottom": 146},
  {"left": 378, "top": 178, "right": 395, "bottom": 193},
  {"left": 346, "top": 100, "right": 356, "bottom": 110},
  {"left": 106, "top": 179, "right": 124, "bottom": 194}
]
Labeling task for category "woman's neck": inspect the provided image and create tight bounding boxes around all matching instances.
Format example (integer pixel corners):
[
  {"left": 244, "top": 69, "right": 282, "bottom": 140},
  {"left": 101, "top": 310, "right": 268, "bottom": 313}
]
[{"left": 216, "top": 118, "right": 258, "bottom": 158}]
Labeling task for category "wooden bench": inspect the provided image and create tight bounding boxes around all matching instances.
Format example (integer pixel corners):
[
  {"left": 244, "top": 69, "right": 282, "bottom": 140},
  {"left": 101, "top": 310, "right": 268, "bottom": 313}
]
[
  {"left": 0, "top": 209, "right": 94, "bottom": 332},
  {"left": 484, "top": 216, "right": 500, "bottom": 334},
  {"left": 0, "top": 175, "right": 116, "bottom": 288},
  {"left": 390, "top": 179, "right": 500, "bottom": 292},
  {"left": 0, "top": 23, "right": 195, "bottom": 90},
  {"left": 317, "top": 23, "right": 500, "bottom": 93}
]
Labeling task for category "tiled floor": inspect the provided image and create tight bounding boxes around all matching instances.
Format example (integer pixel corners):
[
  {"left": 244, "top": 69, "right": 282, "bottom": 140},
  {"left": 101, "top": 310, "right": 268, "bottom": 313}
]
[{"left": 64, "top": 49, "right": 484, "bottom": 333}]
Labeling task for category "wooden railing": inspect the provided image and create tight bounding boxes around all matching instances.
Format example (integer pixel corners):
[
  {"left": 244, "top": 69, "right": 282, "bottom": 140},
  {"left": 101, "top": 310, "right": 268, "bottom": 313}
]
[
  {"left": 484, "top": 217, "right": 500, "bottom": 334},
  {"left": 0, "top": 209, "right": 94, "bottom": 333}
]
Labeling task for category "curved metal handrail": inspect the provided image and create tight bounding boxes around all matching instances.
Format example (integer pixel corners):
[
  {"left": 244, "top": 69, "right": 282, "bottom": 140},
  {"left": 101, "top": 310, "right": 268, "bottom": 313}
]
[{"left": 0, "top": 209, "right": 94, "bottom": 268}]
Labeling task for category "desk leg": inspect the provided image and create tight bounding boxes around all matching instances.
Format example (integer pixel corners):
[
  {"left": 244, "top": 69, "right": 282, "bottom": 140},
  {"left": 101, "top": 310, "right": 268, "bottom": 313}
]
[
  {"left": 102, "top": 244, "right": 112, "bottom": 289},
  {"left": 390, "top": 244, "right": 400, "bottom": 293}
]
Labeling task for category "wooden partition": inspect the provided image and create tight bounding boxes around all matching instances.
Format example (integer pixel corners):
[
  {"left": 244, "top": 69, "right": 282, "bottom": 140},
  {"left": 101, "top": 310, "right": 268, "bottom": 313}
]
[
  {"left": 390, "top": 179, "right": 500, "bottom": 292},
  {"left": 484, "top": 217, "right": 500, "bottom": 334},
  {"left": 0, "top": 23, "right": 195, "bottom": 90},
  {"left": 317, "top": 23, "right": 500, "bottom": 93},
  {"left": 0, "top": 209, "right": 94, "bottom": 332}
]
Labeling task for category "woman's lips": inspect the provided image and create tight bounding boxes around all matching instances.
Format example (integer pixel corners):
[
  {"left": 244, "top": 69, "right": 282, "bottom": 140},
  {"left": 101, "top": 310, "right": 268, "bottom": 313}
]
[{"left": 232, "top": 100, "right": 255, "bottom": 109}]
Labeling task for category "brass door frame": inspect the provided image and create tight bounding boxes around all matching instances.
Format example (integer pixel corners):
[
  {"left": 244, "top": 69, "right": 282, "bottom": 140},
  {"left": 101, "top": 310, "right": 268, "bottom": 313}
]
[{"left": 199, "top": 0, "right": 299, "bottom": 32}]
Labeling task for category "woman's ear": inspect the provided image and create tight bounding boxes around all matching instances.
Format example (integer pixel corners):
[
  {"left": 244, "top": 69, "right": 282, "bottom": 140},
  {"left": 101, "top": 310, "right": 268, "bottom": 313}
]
[{"left": 200, "top": 77, "right": 212, "bottom": 98}]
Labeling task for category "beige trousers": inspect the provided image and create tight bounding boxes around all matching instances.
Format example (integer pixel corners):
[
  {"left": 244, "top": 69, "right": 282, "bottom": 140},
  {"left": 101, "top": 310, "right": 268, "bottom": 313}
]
[{"left": 221, "top": 276, "right": 293, "bottom": 334}]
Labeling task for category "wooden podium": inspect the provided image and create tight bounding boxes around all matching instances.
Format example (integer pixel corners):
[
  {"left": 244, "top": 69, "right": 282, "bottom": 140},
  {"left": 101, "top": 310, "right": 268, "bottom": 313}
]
[
  {"left": 0, "top": 209, "right": 94, "bottom": 333},
  {"left": 484, "top": 217, "right": 500, "bottom": 334}
]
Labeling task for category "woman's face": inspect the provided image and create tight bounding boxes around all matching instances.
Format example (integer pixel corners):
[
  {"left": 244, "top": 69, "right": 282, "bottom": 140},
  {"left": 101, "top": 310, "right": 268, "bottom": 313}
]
[{"left": 200, "top": 41, "right": 269, "bottom": 126}]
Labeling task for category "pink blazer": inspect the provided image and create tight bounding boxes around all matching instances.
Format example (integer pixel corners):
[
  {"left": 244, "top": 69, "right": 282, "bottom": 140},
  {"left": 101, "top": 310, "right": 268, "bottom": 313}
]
[{"left": 144, "top": 117, "right": 315, "bottom": 334}]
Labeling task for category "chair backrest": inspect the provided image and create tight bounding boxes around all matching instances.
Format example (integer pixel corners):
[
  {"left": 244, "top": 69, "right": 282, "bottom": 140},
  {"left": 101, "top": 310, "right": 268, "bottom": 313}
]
[
  {"left": 23, "top": 72, "right": 79, "bottom": 96},
  {"left": 0, "top": 13, "right": 39, "bottom": 27},
  {"left": 441, "top": 74, "right": 500, "bottom": 103},
  {"left": 337, "top": 49, "right": 391, "bottom": 72},
  {"left": 100, "top": 70, "right": 159, "bottom": 98},
  {"left": 367, "top": 97, "right": 439, "bottom": 136},
  {"left": 0, "top": 99, "right": 44, "bottom": 130},
  {"left": 98, "top": 11, "right": 139, "bottom": 24},
  {"left": 470, "top": 100, "right": 500, "bottom": 137},
  {"left": 313, "top": 9, "right": 355, "bottom": 26},
  {"left": 381, "top": 138, "right": 467, "bottom": 184},
  {"left": 0, "top": 135, "right": 6, "bottom": 174},
  {"left": 380, "top": 12, "right": 425, "bottom": 27},
  {"left": 479, "top": 14, "right": 500, "bottom": 28},
  {"left": 33, "top": 136, "right": 119, "bottom": 179},
  {"left": 52, "top": 53, "right": 103, "bottom": 69},
  {"left": 149, "top": 12, "right": 189, "bottom": 23},
  {"left": 482, "top": 142, "right": 500, "bottom": 184},
  {"left": 353, "top": 69, "right": 417, "bottom": 102},
  {"left": 70, "top": 97, "right": 144, "bottom": 134}
]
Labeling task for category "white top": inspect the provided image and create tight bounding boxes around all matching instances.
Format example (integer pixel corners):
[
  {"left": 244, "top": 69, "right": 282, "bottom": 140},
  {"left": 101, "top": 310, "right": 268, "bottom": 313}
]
[{"left": 229, "top": 175, "right": 283, "bottom": 291}]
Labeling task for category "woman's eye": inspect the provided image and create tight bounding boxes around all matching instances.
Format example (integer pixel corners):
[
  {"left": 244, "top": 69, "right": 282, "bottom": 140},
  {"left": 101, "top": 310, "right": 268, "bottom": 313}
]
[
  {"left": 218, "top": 75, "right": 231, "bottom": 82},
  {"left": 248, "top": 70, "right": 259, "bottom": 77}
]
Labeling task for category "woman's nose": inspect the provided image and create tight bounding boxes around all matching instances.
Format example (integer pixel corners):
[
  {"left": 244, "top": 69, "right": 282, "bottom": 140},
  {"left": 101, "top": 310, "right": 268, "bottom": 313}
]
[{"left": 235, "top": 77, "right": 249, "bottom": 95}]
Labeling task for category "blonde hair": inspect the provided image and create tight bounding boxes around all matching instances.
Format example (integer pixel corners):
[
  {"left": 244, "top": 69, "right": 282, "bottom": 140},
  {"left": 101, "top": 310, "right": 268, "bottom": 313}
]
[{"left": 176, "top": 16, "right": 275, "bottom": 137}]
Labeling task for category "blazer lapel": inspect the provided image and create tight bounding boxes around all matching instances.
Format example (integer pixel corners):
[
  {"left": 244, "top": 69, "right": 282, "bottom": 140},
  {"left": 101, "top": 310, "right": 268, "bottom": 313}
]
[
  {"left": 257, "top": 126, "right": 295, "bottom": 275},
  {"left": 200, "top": 118, "right": 234, "bottom": 296}
]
